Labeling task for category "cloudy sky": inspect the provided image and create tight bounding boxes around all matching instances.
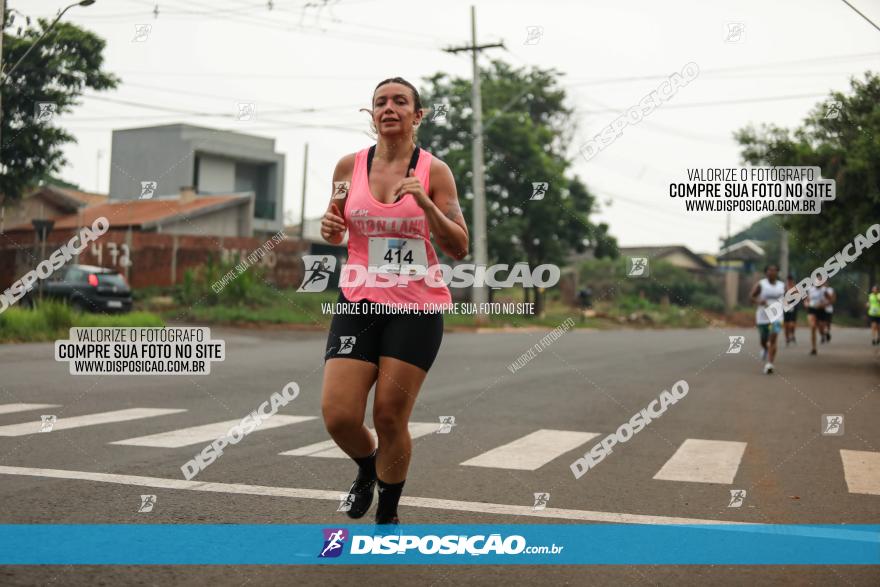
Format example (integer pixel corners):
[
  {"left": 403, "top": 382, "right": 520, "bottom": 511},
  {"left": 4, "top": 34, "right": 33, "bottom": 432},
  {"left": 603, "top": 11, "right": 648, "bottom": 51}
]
[{"left": 20, "top": 0, "right": 880, "bottom": 253}]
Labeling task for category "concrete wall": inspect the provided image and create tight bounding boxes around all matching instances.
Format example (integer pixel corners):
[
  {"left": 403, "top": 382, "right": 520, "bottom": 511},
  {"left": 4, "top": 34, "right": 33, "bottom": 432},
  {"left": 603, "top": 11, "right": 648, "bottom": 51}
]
[
  {"left": 109, "top": 126, "right": 194, "bottom": 200},
  {"left": 0, "top": 229, "right": 308, "bottom": 290},
  {"left": 197, "top": 154, "right": 236, "bottom": 193}
]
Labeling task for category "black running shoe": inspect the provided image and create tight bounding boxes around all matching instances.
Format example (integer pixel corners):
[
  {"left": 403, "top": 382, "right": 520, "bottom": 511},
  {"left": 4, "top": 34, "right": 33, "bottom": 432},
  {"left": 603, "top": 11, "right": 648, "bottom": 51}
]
[
  {"left": 375, "top": 512, "right": 400, "bottom": 525},
  {"left": 372, "top": 515, "right": 401, "bottom": 536},
  {"left": 344, "top": 474, "right": 376, "bottom": 519}
]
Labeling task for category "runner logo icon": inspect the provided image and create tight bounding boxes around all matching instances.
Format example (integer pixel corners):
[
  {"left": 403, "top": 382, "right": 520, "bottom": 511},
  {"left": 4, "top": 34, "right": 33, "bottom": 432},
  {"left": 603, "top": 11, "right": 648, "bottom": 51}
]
[
  {"left": 319, "top": 528, "right": 348, "bottom": 558},
  {"left": 627, "top": 257, "right": 649, "bottom": 277},
  {"left": 532, "top": 492, "right": 550, "bottom": 510},
  {"left": 726, "top": 336, "right": 745, "bottom": 354},
  {"left": 332, "top": 182, "right": 350, "bottom": 199},
  {"left": 728, "top": 490, "right": 746, "bottom": 508},
  {"left": 530, "top": 182, "right": 549, "bottom": 200},
  {"left": 822, "top": 414, "right": 844, "bottom": 436},
  {"left": 138, "top": 494, "right": 156, "bottom": 513},
  {"left": 336, "top": 493, "right": 355, "bottom": 512},
  {"left": 298, "top": 255, "right": 337, "bottom": 292},
  {"left": 39, "top": 415, "right": 57, "bottom": 432},
  {"left": 436, "top": 416, "right": 456, "bottom": 434},
  {"left": 338, "top": 336, "right": 356, "bottom": 355}
]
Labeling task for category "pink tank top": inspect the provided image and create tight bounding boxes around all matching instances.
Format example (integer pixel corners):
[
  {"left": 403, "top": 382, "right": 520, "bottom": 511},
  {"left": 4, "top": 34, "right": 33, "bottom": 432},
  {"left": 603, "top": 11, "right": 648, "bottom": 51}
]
[{"left": 341, "top": 146, "right": 452, "bottom": 309}]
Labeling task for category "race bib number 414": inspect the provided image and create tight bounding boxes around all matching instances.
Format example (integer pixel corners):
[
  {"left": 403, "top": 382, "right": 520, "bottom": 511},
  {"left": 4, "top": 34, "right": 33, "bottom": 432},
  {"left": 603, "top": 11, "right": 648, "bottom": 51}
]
[{"left": 368, "top": 237, "right": 428, "bottom": 275}]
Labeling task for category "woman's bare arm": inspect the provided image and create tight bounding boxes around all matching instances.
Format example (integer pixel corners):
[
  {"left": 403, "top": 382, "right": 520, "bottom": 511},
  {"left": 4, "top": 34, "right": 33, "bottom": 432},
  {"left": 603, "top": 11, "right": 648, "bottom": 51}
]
[
  {"left": 320, "top": 154, "right": 355, "bottom": 245},
  {"left": 424, "top": 159, "right": 469, "bottom": 260}
]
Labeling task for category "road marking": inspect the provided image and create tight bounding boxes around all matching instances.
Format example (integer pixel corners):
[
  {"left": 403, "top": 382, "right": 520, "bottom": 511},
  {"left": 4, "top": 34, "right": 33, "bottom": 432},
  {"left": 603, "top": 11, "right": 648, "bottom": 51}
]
[
  {"left": 0, "top": 408, "right": 186, "bottom": 437},
  {"left": 840, "top": 449, "right": 880, "bottom": 496},
  {"left": 653, "top": 439, "right": 747, "bottom": 484},
  {"left": 0, "top": 403, "right": 61, "bottom": 415},
  {"left": 461, "top": 429, "right": 600, "bottom": 470},
  {"left": 279, "top": 421, "right": 439, "bottom": 458},
  {"left": 0, "top": 465, "right": 750, "bottom": 525},
  {"left": 110, "top": 416, "right": 317, "bottom": 447}
]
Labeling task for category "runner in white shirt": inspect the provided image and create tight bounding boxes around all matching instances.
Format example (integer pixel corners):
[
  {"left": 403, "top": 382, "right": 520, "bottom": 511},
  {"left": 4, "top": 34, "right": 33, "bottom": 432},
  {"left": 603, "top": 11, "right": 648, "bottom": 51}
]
[{"left": 750, "top": 264, "right": 785, "bottom": 374}]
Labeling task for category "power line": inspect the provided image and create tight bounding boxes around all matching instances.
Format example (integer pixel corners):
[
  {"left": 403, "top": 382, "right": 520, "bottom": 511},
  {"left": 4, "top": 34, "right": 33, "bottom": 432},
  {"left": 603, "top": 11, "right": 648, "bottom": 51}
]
[
  {"left": 563, "top": 52, "right": 880, "bottom": 86},
  {"left": 165, "top": 0, "right": 439, "bottom": 50},
  {"left": 840, "top": 0, "right": 880, "bottom": 33},
  {"left": 81, "top": 0, "right": 440, "bottom": 49},
  {"left": 78, "top": 93, "right": 365, "bottom": 133},
  {"left": 111, "top": 81, "right": 364, "bottom": 114},
  {"left": 115, "top": 70, "right": 379, "bottom": 80},
  {"left": 577, "top": 92, "right": 828, "bottom": 114}
]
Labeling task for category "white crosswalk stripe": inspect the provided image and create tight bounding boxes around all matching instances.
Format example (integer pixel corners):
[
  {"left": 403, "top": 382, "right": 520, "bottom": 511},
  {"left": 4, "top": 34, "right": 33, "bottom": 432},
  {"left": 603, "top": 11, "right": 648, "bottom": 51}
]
[
  {"left": 279, "top": 421, "right": 440, "bottom": 458},
  {"left": 3, "top": 406, "right": 877, "bottom": 498},
  {"left": 840, "top": 449, "right": 880, "bottom": 496},
  {"left": 653, "top": 439, "right": 747, "bottom": 484},
  {"left": 461, "top": 429, "right": 601, "bottom": 470},
  {"left": 0, "top": 403, "right": 61, "bottom": 415},
  {"left": 110, "top": 416, "right": 317, "bottom": 447},
  {"left": 0, "top": 408, "right": 186, "bottom": 437}
]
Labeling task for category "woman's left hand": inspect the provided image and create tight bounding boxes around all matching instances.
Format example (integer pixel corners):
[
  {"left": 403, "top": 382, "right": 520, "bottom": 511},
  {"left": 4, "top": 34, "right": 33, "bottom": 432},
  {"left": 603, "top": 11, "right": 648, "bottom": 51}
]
[{"left": 392, "top": 168, "right": 432, "bottom": 210}]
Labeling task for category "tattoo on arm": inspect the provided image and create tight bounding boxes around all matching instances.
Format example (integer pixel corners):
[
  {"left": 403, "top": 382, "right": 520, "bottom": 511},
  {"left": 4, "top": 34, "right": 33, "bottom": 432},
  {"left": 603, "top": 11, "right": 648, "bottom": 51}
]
[{"left": 444, "top": 200, "right": 463, "bottom": 223}]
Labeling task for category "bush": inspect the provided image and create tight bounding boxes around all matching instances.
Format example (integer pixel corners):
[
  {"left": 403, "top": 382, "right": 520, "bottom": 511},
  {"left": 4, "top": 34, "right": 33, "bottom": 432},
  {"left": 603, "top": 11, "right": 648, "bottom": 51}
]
[
  {"left": 691, "top": 292, "right": 725, "bottom": 313},
  {"left": 175, "top": 255, "right": 277, "bottom": 308},
  {"left": 578, "top": 258, "right": 723, "bottom": 311}
]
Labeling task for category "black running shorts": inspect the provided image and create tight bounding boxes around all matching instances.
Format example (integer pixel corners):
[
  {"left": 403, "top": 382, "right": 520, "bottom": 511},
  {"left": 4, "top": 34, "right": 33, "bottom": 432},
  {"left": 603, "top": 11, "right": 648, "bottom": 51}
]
[
  {"left": 324, "top": 290, "right": 444, "bottom": 372},
  {"left": 808, "top": 307, "right": 829, "bottom": 322}
]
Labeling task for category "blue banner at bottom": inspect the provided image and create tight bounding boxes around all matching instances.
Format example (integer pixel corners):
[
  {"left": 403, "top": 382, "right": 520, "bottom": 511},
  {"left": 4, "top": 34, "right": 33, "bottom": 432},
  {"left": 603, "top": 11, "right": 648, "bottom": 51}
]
[{"left": 0, "top": 524, "right": 877, "bottom": 565}]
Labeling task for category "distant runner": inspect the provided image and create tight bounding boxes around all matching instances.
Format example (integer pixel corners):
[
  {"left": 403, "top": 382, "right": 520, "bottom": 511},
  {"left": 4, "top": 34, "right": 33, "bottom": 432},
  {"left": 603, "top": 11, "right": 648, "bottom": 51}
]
[
  {"left": 822, "top": 285, "right": 836, "bottom": 343},
  {"left": 783, "top": 274, "right": 799, "bottom": 346},
  {"left": 868, "top": 285, "right": 880, "bottom": 346},
  {"left": 805, "top": 279, "right": 832, "bottom": 356},
  {"left": 751, "top": 264, "right": 785, "bottom": 374}
]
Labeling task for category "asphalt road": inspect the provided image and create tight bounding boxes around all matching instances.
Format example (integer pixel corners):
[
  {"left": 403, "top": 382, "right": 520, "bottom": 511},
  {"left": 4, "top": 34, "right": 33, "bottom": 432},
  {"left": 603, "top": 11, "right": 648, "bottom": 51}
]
[{"left": 0, "top": 323, "right": 878, "bottom": 585}]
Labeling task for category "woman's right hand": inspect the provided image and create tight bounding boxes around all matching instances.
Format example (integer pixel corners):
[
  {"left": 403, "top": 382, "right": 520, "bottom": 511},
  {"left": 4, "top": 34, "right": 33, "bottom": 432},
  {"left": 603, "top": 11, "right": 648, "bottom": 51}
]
[{"left": 320, "top": 203, "right": 346, "bottom": 244}]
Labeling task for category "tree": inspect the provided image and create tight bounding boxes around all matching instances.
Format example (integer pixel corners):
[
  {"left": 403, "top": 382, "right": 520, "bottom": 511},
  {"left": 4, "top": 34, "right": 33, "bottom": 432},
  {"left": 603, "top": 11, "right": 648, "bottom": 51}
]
[
  {"left": 722, "top": 215, "right": 814, "bottom": 277},
  {"left": 415, "top": 60, "right": 616, "bottom": 313},
  {"left": 735, "top": 72, "right": 880, "bottom": 286},
  {"left": 1, "top": 15, "right": 118, "bottom": 202}
]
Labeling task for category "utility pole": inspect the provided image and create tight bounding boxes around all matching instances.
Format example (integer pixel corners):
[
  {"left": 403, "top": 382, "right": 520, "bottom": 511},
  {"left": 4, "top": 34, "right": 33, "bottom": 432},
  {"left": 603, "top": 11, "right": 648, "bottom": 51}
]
[
  {"left": 299, "top": 142, "right": 308, "bottom": 240},
  {"left": 1, "top": 0, "right": 6, "bottom": 151},
  {"left": 444, "top": 6, "right": 503, "bottom": 324},
  {"left": 726, "top": 212, "right": 731, "bottom": 245}
]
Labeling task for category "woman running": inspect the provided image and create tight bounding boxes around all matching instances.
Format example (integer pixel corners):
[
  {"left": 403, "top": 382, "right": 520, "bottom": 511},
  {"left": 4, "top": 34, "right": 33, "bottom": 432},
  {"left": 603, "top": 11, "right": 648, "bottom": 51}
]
[
  {"left": 805, "top": 279, "right": 831, "bottom": 356},
  {"left": 822, "top": 285, "right": 836, "bottom": 343},
  {"left": 783, "top": 274, "right": 799, "bottom": 346},
  {"left": 751, "top": 264, "right": 785, "bottom": 374},
  {"left": 867, "top": 285, "right": 880, "bottom": 345},
  {"left": 319, "top": 77, "right": 469, "bottom": 526}
]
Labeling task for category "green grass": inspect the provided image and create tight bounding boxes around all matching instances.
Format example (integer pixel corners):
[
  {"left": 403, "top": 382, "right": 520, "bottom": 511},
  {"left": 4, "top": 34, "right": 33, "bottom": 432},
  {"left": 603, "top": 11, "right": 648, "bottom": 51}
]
[
  {"left": 0, "top": 300, "right": 164, "bottom": 343},
  {"left": 170, "top": 289, "right": 337, "bottom": 326},
  {"left": 165, "top": 287, "right": 712, "bottom": 330}
]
